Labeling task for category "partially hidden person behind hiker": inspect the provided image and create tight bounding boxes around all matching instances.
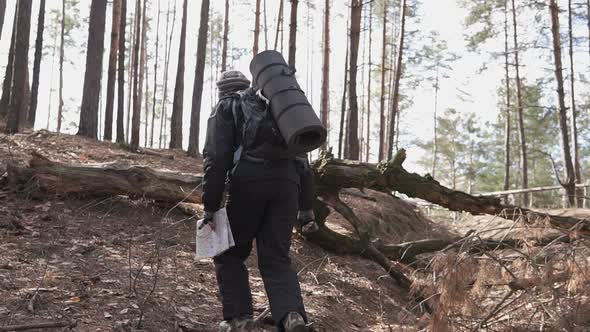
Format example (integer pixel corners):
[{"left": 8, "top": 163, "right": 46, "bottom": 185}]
[{"left": 201, "top": 70, "right": 317, "bottom": 332}]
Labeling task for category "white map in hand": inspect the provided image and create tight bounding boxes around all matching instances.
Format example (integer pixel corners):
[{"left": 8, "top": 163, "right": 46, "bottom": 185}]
[{"left": 195, "top": 208, "right": 235, "bottom": 259}]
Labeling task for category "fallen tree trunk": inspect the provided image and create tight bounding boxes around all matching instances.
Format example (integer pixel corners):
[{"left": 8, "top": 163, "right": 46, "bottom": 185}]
[
  {"left": 8, "top": 152, "right": 202, "bottom": 203},
  {"left": 313, "top": 150, "right": 590, "bottom": 233},
  {"left": 9, "top": 151, "right": 587, "bottom": 234}
]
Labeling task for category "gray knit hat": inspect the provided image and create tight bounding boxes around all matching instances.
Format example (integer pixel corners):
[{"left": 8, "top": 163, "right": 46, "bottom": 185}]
[{"left": 217, "top": 70, "right": 251, "bottom": 94}]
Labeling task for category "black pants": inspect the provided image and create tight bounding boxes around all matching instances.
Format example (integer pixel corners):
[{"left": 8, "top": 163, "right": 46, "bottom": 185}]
[{"left": 213, "top": 177, "right": 307, "bottom": 329}]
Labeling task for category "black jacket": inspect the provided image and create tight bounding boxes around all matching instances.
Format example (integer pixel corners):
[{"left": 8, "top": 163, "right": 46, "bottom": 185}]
[
  {"left": 201, "top": 93, "right": 301, "bottom": 213},
  {"left": 202, "top": 95, "right": 238, "bottom": 213}
]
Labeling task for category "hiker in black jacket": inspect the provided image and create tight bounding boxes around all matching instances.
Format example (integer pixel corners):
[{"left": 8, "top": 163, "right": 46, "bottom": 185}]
[{"left": 201, "top": 70, "right": 310, "bottom": 332}]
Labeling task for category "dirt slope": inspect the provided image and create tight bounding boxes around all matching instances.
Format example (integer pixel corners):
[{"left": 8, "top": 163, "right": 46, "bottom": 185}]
[{"left": 0, "top": 131, "right": 437, "bottom": 331}]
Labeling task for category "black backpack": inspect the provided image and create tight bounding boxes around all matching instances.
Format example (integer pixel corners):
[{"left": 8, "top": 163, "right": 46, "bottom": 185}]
[{"left": 231, "top": 88, "right": 292, "bottom": 163}]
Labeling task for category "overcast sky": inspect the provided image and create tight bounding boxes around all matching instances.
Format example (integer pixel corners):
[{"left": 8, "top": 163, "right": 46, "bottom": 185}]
[{"left": 0, "top": 0, "right": 588, "bottom": 172}]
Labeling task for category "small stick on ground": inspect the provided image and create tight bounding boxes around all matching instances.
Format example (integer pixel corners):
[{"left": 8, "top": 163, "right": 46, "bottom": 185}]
[{"left": 0, "top": 320, "right": 76, "bottom": 331}]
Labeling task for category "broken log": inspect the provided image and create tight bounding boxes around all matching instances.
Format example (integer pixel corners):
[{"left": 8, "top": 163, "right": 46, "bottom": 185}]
[
  {"left": 9, "top": 151, "right": 588, "bottom": 234},
  {"left": 8, "top": 152, "right": 202, "bottom": 203},
  {"left": 313, "top": 149, "right": 590, "bottom": 233}
]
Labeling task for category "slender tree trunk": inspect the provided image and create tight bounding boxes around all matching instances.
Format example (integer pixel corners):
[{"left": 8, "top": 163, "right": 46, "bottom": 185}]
[
  {"left": 549, "top": 0, "right": 576, "bottom": 207},
  {"left": 144, "top": 54, "right": 149, "bottom": 147},
  {"left": 0, "top": 0, "right": 6, "bottom": 39},
  {"left": 320, "top": 0, "right": 330, "bottom": 150},
  {"left": 104, "top": 0, "right": 122, "bottom": 141},
  {"left": 254, "top": 0, "right": 261, "bottom": 56},
  {"left": 138, "top": 0, "right": 147, "bottom": 147},
  {"left": 588, "top": 0, "right": 590, "bottom": 61},
  {"left": 187, "top": 0, "right": 210, "bottom": 157},
  {"left": 568, "top": 0, "right": 583, "bottom": 207},
  {"left": 346, "top": 0, "right": 362, "bottom": 160},
  {"left": 46, "top": 32, "right": 58, "bottom": 130},
  {"left": 385, "top": 15, "right": 396, "bottom": 157},
  {"left": 28, "top": 0, "right": 46, "bottom": 127},
  {"left": 274, "top": 0, "right": 284, "bottom": 51},
  {"left": 57, "top": 0, "right": 65, "bottom": 133},
  {"left": 116, "top": 0, "right": 127, "bottom": 143},
  {"left": 221, "top": 0, "right": 229, "bottom": 72},
  {"left": 159, "top": 0, "right": 176, "bottom": 149},
  {"left": 169, "top": 0, "right": 187, "bottom": 149},
  {"left": 503, "top": 0, "right": 511, "bottom": 203},
  {"left": 288, "top": 0, "right": 298, "bottom": 67},
  {"left": 6, "top": 0, "right": 32, "bottom": 133},
  {"left": 365, "top": 0, "right": 373, "bottom": 162},
  {"left": 431, "top": 68, "right": 439, "bottom": 178},
  {"left": 209, "top": 2, "right": 214, "bottom": 107},
  {"left": 378, "top": 0, "right": 388, "bottom": 161},
  {"left": 0, "top": 6, "right": 16, "bottom": 119},
  {"left": 130, "top": 0, "right": 143, "bottom": 148},
  {"left": 338, "top": 15, "right": 350, "bottom": 159},
  {"left": 126, "top": 11, "right": 137, "bottom": 142},
  {"left": 387, "top": 0, "right": 406, "bottom": 160},
  {"left": 395, "top": 107, "right": 400, "bottom": 150},
  {"left": 77, "top": 0, "right": 107, "bottom": 138},
  {"left": 510, "top": 0, "right": 528, "bottom": 206},
  {"left": 264, "top": 0, "right": 268, "bottom": 50},
  {"left": 150, "top": 0, "right": 160, "bottom": 148}
]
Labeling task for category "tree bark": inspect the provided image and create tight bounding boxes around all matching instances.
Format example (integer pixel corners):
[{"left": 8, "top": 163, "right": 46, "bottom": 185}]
[
  {"left": 77, "top": 0, "right": 107, "bottom": 139},
  {"left": 45, "top": 31, "right": 58, "bottom": 130},
  {"left": 387, "top": 0, "right": 406, "bottom": 160},
  {"left": 338, "top": 14, "right": 350, "bottom": 160},
  {"left": 431, "top": 68, "right": 439, "bottom": 178},
  {"left": 0, "top": 5, "right": 16, "bottom": 120},
  {"left": 346, "top": 0, "right": 362, "bottom": 160},
  {"left": 510, "top": 0, "right": 528, "bottom": 207},
  {"left": 567, "top": 0, "right": 582, "bottom": 207},
  {"left": 105, "top": 0, "right": 122, "bottom": 141},
  {"left": 263, "top": 0, "right": 268, "bottom": 50},
  {"left": 57, "top": 0, "right": 65, "bottom": 133},
  {"left": 187, "top": 0, "right": 210, "bottom": 157},
  {"left": 221, "top": 0, "right": 229, "bottom": 72},
  {"left": 503, "top": 0, "right": 511, "bottom": 204},
  {"left": 28, "top": 0, "right": 46, "bottom": 128},
  {"left": 320, "top": 0, "right": 330, "bottom": 150},
  {"left": 131, "top": 0, "right": 146, "bottom": 149},
  {"left": 548, "top": 0, "right": 576, "bottom": 207},
  {"left": 150, "top": 0, "right": 161, "bottom": 148},
  {"left": 378, "top": 0, "right": 388, "bottom": 162},
  {"left": 126, "top": 9, "right": 137, "bottom": 142},
  {"left": 144, "top": 47, "right": 149, "bottom": 147},
  {"left": 6, "top": 0, "right": 32, "bottom": 134},
  {"left": 159, "top": 0, "right": 176, "bottom": 149},
  {"left": 274, "top": 0, "right": 284, "bottom": 51},
  {"left": 0, "top": 0, "right": 6, "bottom": 39},
  {"left": 365, "top": 1, "right": 373, "bottom": 163},
  {"left": 116, "top": 0, "right": 127, "bottom": 144},
  {"left": 9, "top": 152, "right": 203, "bottom": 204},
  {"left": 254, "top": 0, "right": 261, "bottom": 56},
  {"left": 169, "top": 0, "right": 187, "bottom": 149},
  {"left": 288, "top": 0, "right": 298, "bottom": 67}
]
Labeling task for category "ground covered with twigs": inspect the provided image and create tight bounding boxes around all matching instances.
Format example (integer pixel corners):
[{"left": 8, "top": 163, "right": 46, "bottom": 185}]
[{"left": 1, "top": 130, "right": 589, "bottom": 331}]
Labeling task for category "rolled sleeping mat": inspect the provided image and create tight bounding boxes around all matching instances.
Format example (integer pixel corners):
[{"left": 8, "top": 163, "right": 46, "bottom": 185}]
[{"left": 249, "top": 50, "right": 327, "bottom": 153}]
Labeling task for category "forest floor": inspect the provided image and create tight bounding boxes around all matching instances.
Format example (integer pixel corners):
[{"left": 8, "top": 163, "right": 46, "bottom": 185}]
[
  {"left": 0, "top": 130, "right": 433, "bottom": 331},
  {"left": 1, "top": 130, "right": 589, "bottom": 331}
]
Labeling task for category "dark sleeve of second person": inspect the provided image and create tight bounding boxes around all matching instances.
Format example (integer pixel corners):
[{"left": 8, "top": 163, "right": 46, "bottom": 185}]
[
  {"left": 202, "top": 97, "right": 236, "bottom": 213},
  {"left": 296, "top": 154, "right": 315, "bottom": 212}
]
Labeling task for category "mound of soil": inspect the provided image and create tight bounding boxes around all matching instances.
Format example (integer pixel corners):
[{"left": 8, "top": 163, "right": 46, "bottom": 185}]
[
  {"left": 0, "top": 130, "right": 439, "bottom": 331},
  {"left": 332, "top": 189, "right": 453, "bottom": 243}
]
